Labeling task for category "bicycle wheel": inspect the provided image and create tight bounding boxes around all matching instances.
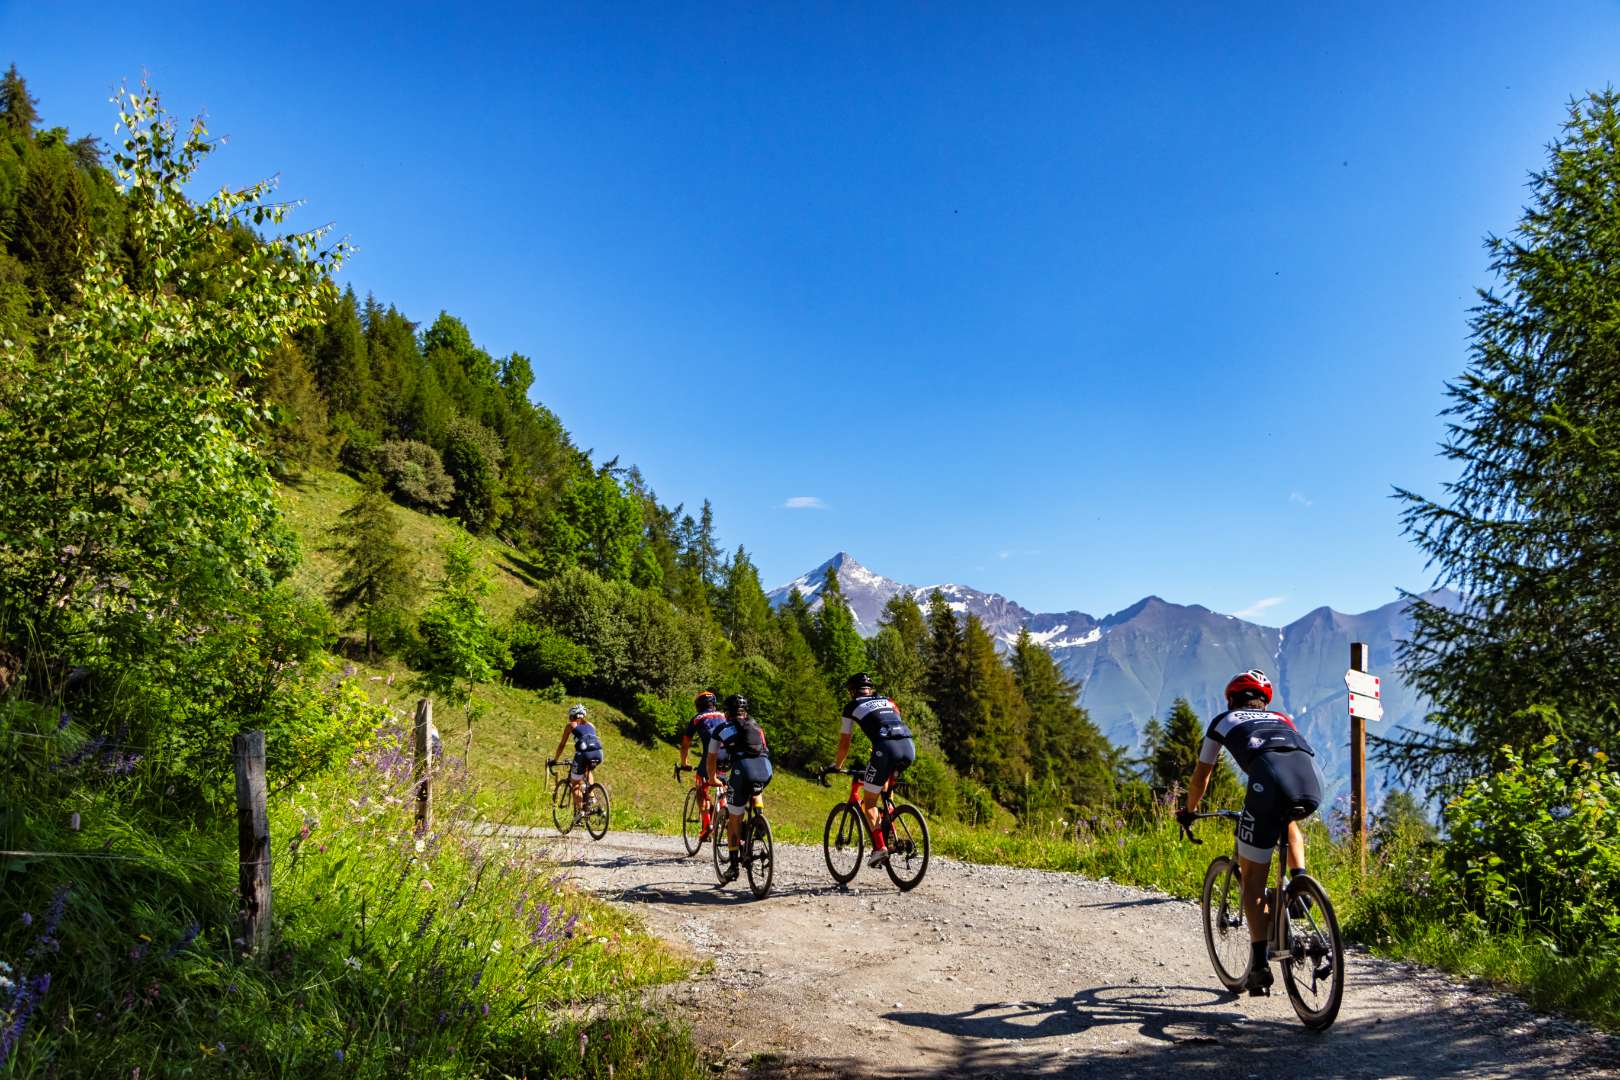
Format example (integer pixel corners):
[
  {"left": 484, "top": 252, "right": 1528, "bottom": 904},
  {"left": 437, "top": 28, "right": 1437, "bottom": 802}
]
[
  {"left": 746, "top": 814, "right": 774, "bottom": 899},
  {"left": 1201, "top": 856, "right": 1249, "bottom": 992},
  {"left": 584, "top": 783, "right": 610, "bottom": 840},
  {"left": 1279, "top": 874, "right": 1345, "bottom": 1030},
  {"left": 551, "top": 778, "right": 575, "bottom": 835},
  {"left": 822, "top": 803, "right": 864, "bottom": 885},
  {"left": 711, "top": 809, "right": 732, "bottom": 885},
  {"left": 882, "top": 805, "right": 930, "bottom": 892},
  {"left": 681, "top": 787, "right": 706, "bottom": 856}
]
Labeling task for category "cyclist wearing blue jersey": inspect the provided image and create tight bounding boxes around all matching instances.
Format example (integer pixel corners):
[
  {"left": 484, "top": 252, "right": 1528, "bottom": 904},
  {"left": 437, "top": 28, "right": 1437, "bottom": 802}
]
[
  {"left": 679, "top": 689, "right": 727, "bottom": 841},
  {"left": 708, "top": 694, "right": 772, "bottom": 882},
  {"left": 831, "top": 672, "right": 915, "bottom": 868},
  {"left": 551, "top": 703, "right": 604, "bottom": 814},
  {"left": 1179, "top": 669, "right": 1323, "bottom": 994}
]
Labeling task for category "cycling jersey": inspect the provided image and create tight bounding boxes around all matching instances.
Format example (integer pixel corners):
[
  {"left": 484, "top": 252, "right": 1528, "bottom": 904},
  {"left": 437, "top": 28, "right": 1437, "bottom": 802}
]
[
  {"left": 688, "top": 709, "right": 728, "bottom": 765},
  {"left": 571, "top": 720, "right": 603, "bottom": 754},
  {"left": 1200, "top": 708, "right": 1320, "bottom": 863},
  {"left": 1198, "top": 709, "right": 1313, "bottom": 773},
  {"left": 841, "top": 695, "right": 913, "bottom": 744}
]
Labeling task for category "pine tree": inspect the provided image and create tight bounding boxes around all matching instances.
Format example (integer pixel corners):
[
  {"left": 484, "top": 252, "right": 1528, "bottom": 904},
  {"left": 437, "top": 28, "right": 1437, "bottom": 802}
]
[
  {"left": 309, "top": 286, "right": 373, "bottom": 427},
  {"left": 1140, "top": 697, "right": 1239, "bottom": 803},
  {"left": 0, "top": 65, "right": 39, "bottom": 134},
  {"left": 1012, "top": 628, "right": 1115, "bottom": 809},
  {"left": 922, "top": 590, "right": 966, "bottom": 757},
  {"left": 957, "top": 614, "right": 1032, "bottom": 802},
  {"left": 328, "top": 475, "right": 419, "bottom": 658},
  {"left": 769, "top": 608, "right": 840, "bottom": 766},
  {"left": 812, "top": 566, "right": 866, "bottom": 684},
  {"left": 716, "top": 545, "right": 774, "bottom": 656},
  {"left": 13, "top": 153, "right": 89, "bottom": 305},
  {"left": 1392, "top": 90, "right": 1620, "bottom": 786},
  {"left": 262, "top": 340, "right": 334, "bottom": 475}
]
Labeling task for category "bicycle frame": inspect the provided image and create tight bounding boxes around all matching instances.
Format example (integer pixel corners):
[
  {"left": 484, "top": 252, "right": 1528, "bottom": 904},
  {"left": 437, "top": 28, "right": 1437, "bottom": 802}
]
[{"left": 1205, "top": 810, "right": 1293, "bottom": 959}]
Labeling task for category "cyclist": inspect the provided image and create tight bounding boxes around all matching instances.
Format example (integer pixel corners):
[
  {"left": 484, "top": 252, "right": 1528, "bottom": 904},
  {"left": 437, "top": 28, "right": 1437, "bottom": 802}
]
[
  {"left": 708, "top": 694, "right": 772, "bottom": 882},
  {"left": 679, "top": 688, "right": 728, "bottom": 841},
  {"left": 1178, "top": 669, "right": 1322, "bottom": 994},
  {"left": 830, "top": 672, "right": 915, "bottom": 868},
  {"left": 550, "top": 703, "right": 604, "bottom": 814}
]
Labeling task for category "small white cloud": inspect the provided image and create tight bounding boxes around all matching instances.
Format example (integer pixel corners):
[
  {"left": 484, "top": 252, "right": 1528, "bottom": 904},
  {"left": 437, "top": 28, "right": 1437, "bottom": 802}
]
[
  {"left": 783, "top": 496, "right": 827, "bottom": 510},
  {"left": 1233, "top": 596, "right": 1286, "bottom": 620},
  {"left": 997, "top": 550, "right": 1011, "bottom": 560},
  {"left": 1289, "top": 491, "right": 1313, "bottom": 508}
]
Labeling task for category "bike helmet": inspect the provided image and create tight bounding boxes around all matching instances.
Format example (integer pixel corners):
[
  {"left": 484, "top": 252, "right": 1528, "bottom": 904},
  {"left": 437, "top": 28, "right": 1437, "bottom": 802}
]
[
  {"left": 845, "top": 672, "right": 875, "bottom": 694},
  {"left": 1224, "top": 669, "right": 1273, "bottom": 707},
  {"left": 693, "top": 690, "right": 718, "bottom": 712},
  {"left": 723, "top": 693, "right": 749, "bottom": 719},
  {"left": 567, "top": 703, "right": 588, "bottom": 720}
]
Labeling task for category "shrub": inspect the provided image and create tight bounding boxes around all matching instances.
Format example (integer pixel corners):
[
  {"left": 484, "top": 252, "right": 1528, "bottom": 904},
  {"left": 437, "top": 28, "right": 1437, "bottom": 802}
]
[
  {"left": 1441, "top": 731, "right": 1620, "bottom": 953},
  {"left": 507, "top": 622, "right": 596, "bottom": 688},
  {"left": 631, "top": 692, "right": 687, "bottom": 743},
  {"left": 374, "top": 439, "right": 455, "bottom": 511},
  {"left": 904, "top": 749, "right": 958, "bottom": 820}
]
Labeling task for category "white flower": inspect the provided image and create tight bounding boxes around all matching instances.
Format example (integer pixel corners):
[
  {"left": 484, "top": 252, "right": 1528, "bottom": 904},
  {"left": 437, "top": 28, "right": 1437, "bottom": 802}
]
[
  {"left": 489, "top": 939, "right": 503, "bottom": 954},
  {"left": 414, "top": 838, "right": 426, "bottom": 853},
  {"left": 344, "top": 956, "right": 361, "bottom": 971}
]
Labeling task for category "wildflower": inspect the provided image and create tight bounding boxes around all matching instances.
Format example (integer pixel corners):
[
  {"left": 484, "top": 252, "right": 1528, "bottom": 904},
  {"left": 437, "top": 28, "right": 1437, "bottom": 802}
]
[
  {"left": 335, "top": 1048, "right": 345, "bottom": 1062},
  {"left": 420, "top": 878, "right": 433, "bottom": 892},
  {"left": 344, "top": 956, "right": 361, "bottom": 971},
  {"left": 56, "top": 711, "right": 70, "bottom": 731},
  {"left": 481, "top": 1003, "right": 490, "bottom": 1017},
  {"left": 415, "top": 838, "right": 426, "bottom": 853},
  {"left": 165, "top": 923, "right": 201, "bottom": 959},
  {"left": 19, "top": 913, "right": 31, "bottom": 928},
  {"left": 579, "top": 1030, "right": 588, "bottom": 1059}
]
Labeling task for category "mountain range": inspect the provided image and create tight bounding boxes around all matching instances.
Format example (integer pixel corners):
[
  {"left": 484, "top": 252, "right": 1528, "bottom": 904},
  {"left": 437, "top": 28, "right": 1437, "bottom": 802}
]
[{"left": 768, "top": 553, "right": 1459, "bottom": 807}]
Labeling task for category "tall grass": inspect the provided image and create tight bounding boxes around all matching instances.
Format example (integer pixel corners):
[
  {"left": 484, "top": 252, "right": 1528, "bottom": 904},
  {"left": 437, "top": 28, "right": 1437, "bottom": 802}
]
[{"left": 0, "top": 716, "right": 703, "bottom": 1078}]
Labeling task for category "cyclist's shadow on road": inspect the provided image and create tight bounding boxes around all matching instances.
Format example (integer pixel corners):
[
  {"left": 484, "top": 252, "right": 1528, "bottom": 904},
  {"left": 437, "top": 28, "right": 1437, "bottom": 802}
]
[
  {"left": 885, "top": 984, "right": 1239, "bottom": 1046},
  {"left": 612, "top": 879, "right": 828, "bottom": 906}
]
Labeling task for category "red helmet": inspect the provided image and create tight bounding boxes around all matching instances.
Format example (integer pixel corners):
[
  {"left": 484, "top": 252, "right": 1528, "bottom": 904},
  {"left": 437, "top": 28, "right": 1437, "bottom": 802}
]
[{"left": 1225, "top": 669, "right": 1273, "bottom": 706}]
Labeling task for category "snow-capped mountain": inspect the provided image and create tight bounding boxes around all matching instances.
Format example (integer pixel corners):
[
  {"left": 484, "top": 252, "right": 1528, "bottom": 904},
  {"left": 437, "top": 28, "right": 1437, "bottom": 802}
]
[{"left": 768, "top": 552, "right": 1460, "bottom": 805}]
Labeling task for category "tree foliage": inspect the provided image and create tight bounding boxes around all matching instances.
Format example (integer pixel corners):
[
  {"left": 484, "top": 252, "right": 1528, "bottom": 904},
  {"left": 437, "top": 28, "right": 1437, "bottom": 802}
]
[{"left": 1393, "top": 90, "right": 1620, "bottom": 788}]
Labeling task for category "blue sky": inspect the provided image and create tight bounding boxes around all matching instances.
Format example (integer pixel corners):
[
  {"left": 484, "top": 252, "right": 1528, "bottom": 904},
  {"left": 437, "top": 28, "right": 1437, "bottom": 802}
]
[{"left": 8, "top": 3, "right": 1619, "bottom": 623}]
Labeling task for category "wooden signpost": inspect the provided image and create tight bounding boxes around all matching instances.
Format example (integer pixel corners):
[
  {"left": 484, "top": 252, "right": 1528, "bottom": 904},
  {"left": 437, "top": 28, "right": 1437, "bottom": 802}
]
[
  {"left": 232, "top": 729, "right": 271, "bottom": 954},
  {"left": 414, "top": 698, "right": 435, "bottom": 832},
  {"left": 1345, "top": 643, "right": 1380, "bottom": 873}
]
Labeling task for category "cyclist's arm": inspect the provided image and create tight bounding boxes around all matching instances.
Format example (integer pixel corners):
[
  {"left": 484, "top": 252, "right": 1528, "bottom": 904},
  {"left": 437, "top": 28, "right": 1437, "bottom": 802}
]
[
  {"left": 553, "top": 721, "right": 573, "bottom": 764},
  {"left": 705, "top": 745, "right": 719, "bottom": 780},
  {"left": 832, "top": 731, "right": 852, "bottom": 771},
  {"left": 679, "top": 732, "right": 692, "bottom": 767},
  {"left": 1184, "top": 736, "right": 1223, "bottom": 812}
]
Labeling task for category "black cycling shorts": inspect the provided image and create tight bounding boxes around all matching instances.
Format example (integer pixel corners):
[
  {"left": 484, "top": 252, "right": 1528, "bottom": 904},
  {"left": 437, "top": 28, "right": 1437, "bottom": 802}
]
[
  {"left": 1237, "top": 749, "right": 1321, "bottom": 863},
  {"left": 726, "top": 756, "right": 772, "bottom": 811},
  {"left": 862, "top": 736, "right": 916, "bottom": 792},
  {"left": 570, "top": 748, "right": 603, "bottom": 779}
]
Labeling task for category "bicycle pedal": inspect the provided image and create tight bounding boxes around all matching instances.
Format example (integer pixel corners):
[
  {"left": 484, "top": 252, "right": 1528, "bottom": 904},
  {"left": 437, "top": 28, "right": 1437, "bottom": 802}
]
[{"left": 1247, "top": 986, "right": 1271, "bottom": 998}]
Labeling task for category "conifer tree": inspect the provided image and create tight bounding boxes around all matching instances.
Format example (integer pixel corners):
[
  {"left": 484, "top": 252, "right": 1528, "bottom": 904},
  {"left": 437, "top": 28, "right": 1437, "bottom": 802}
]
[
  {"left": 13, "top": 153, "right": 89, "bottom": 305},
  {"left": 263, "top": 340, "right": 334, "bottom": 475},
  {"left": 923, "top": 590, "right": 966, "bottom": 757},
  {"left": 1393, "top": 90, "right": 1620, "bottom": 785},
  {"left": 717, "top": 545, "right": 774, "bottom": 656},
  {"left": 309, "top": 286, "right": 372, "bottom": 426},
  {"left": 0, "top": 64, "right": 39, "bottom": 134},
  {"left": 812, "top": 566, "right": 866, "bottom": 683},
  {"left": 957, "top": 614, "right": 1032, "bottom": 802},
  {"left": 769, "top": 607, "right": 840, "bottom": 765},
  {"left": 1141, "top": 697, "right": 1238, "bottom": 802},
  {"left": 328, "top": 475, "right": 419, "bottom": 658},
  {"left": 1012, "top": 628, "right": 1114, "bottom": 809}
]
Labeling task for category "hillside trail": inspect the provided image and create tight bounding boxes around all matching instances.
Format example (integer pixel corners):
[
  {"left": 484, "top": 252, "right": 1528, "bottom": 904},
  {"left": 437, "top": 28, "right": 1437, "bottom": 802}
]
[{"left": 523, "top": 828, "right": 1618, "bottom": 1079}]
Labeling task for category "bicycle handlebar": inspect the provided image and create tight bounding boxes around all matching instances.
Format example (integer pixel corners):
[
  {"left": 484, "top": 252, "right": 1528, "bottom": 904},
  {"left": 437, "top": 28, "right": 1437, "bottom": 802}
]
[{"left": 1178, "top": 808, "right": 1243, "bottom": 845}]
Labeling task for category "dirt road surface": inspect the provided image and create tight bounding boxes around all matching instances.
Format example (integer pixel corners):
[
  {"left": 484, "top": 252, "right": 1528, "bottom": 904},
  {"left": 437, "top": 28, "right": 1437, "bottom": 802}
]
[{"left": 528, "top": 829, "right": 1618, "bottom": 1079}]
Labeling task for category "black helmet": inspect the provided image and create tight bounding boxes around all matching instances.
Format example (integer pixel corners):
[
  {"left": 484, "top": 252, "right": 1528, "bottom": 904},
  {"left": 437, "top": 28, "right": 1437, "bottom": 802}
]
[
  {"left": 693, "top": 690, "right": 718, "bottom": 712},
  {"left": 845, "top": 672, "right": 874, "bottom": 694},
  {"left": 723, "top": 693, "right": 749, "bottom": 719}
]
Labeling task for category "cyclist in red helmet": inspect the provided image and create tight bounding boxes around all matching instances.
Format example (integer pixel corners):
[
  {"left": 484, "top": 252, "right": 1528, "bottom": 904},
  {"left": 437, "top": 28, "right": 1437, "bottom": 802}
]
[{"left": 1178, "top": 669, "right": 1322, "bottom": 995}]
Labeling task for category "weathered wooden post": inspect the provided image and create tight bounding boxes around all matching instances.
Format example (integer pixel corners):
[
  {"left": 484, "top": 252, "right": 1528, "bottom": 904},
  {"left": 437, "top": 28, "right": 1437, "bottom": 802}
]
[
  {"left": 1345, "top": 642, "right": 1383, "bottom": 874},
  {"left": 232, "top": 729, "right": 271, "bottom": 954},
  {"left": 414, "top": 698, "right": 434, "bottom": 832}
]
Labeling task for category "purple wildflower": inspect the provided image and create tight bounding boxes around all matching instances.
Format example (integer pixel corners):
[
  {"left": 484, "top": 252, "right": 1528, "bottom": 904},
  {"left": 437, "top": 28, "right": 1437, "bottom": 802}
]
[
  {"left": 0, "top": 972, "right": 51, "bottom": 1067},
  {"left": 334, "top": 1048, "right": 344, "bottom": 1062},
  {"left": 56, "top": 711, "right": 70, "bottom": 732},
  {"left": 165, "top": 922, "right": 201, "bottom": 959},
  {"left": 19, "top": 913, "right": 30, "bottom": 928}
]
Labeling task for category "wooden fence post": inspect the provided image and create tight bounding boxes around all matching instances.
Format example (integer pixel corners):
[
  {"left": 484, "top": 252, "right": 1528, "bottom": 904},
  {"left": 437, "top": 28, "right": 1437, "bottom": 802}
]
[
  {"left": 414, "top": 698, "right": 434, "bottom": 832},
  {"left": 232, "top": 729, "right": 271, "bottom": 954}
]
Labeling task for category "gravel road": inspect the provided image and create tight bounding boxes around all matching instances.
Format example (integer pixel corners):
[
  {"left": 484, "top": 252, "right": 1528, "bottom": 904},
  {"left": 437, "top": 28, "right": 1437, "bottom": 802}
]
[{"left": 525, "top": 828, "right": 1618, "bottom": 1079}]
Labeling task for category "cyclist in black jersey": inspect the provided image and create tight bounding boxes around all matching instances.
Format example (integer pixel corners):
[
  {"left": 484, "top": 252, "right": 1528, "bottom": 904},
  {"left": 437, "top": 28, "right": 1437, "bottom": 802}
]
[
  {"left": 679, "top": 689, "right": 727, "bottom": 841},
  {"left": 551, "top": 703, "right": 604, "bottom": 813},
  {"left": 707, "top": 694, "right": 772, "bottom": 882},
  {"left": 831, "top": 672, "right": 916, "bottom": 868},
  {"left": 1179, "top": 669, "right": 1323, "bottom": 994}
]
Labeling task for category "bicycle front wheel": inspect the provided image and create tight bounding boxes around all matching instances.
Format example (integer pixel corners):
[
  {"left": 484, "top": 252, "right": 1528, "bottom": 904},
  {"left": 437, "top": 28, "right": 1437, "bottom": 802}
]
[
  {"left": 1201, "top": 856, "right": 1248, "bottom": 991},
  {"left": 823, "top": 803, "right": 864, "bottom": 884},
  {"left": 584, "top": 783, "right": 610, "bottom": 840},
  {"left": 681, "top": 787, "right": 705, "bottom": 856},
  {"left": 1279, "top": 874, "right": 1345, "bottom": 1030},
  {"left": 746, "top": 814, "right": 774, "bottom": 899},
  {"left": 712, "top": 810, "right": 731, "bottom": 885},
  {"left": 882, "top": 805, "right": 930, "bottom": 891},
  {"left": 551, "top": 778, "right": 575, "bottom": 835}
]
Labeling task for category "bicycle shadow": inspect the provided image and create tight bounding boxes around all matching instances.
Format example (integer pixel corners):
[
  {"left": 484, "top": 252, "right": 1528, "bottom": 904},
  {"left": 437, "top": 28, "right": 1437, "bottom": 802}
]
[
  {"left": 614, "top": 879, "right": 827, "bottom": 906},
  {"left": 884, "top": 984, "right": 1239, "bottom": 1045}
]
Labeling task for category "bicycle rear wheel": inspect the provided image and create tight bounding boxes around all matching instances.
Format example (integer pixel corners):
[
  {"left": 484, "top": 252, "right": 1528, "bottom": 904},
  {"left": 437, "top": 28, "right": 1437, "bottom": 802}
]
[
  {"left": 584, "top": 783, "right": 610, "bottom": 840},
  {"left": 551, "top": 778, "right": 574, "bottom": 835},
  {"left": 681, "top": 787, "right": 705, "bottom": 856},
  {"left": 746, "top": 814, "right": 774, "bottom": 899},
  {"left": 1279, "top": 874, "right": 1344, "bottom": 1030},
  {"left": 882, "top": 805, "right": 930, "bottom": 891},
  {"left": 1201, "top": 856, "right": 1248, "bottom": 991},
  {"left": 822, "top": 803, "right": 864, "bottom": 884}
]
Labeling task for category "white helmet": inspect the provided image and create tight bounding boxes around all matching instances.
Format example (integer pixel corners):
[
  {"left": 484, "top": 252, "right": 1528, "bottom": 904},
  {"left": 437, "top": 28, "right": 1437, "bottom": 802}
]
[{"left": 568, "top": 703, "right": 587, "bottom": 720}]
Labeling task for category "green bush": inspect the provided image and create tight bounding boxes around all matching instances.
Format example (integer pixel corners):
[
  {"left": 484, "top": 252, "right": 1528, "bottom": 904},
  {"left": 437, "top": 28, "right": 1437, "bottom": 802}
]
[
  {"left": 374, "top": 439, "right": 455, "bottom": 511},
  {"left": 903, "top": 749, "right": 958, "bottom": 820},
  {"left": 506, "top": 622, "right": 595, "bottom": 688},
  {"left": 1441, "top": 732, "right": 1620, "bottom": 952},
  {"left": 631, "top": 692, "right": 687, "bottom": 743}
]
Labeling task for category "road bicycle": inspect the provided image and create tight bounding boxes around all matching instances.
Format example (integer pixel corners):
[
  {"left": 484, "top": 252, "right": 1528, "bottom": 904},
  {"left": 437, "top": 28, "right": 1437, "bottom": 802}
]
[
  {"left": 1181, "top": 808, "right": 1344, "bottom": 1030},
  {"left": 818, "top": 766, "right": 930, "bottom": 891},
  {"left": 672, "top": 763, "right": 728, "bottom": 857},
  {"left": 546, "top": 760, "right": 610, "bottom": 841},
  {"left": 708, "top": 785, "right": 774, "bottom": 899}
]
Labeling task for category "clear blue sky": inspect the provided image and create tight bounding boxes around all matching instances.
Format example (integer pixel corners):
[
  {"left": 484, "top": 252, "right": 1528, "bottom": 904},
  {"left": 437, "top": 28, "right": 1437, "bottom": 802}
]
[{"left": 8, "top": 3, "right": 1619, "bottom": 623}]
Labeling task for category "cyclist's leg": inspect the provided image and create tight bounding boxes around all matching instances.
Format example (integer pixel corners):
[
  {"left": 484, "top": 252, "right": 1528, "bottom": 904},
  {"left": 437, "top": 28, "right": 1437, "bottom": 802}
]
[
  {"left": 1238, "top": 755, "right": 1286, "bottom": 945},
  {"left": 859, "top": 747, "right": 891, "bottom": 841}
]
